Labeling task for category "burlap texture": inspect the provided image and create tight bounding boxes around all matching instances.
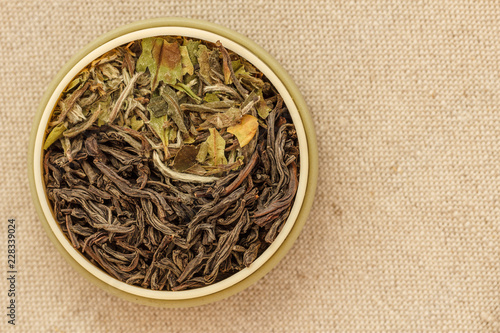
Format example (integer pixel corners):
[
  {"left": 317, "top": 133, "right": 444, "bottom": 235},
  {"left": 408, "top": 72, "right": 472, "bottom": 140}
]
[{"left": 2, "top": 1, "right": 500, "bottom": 331}]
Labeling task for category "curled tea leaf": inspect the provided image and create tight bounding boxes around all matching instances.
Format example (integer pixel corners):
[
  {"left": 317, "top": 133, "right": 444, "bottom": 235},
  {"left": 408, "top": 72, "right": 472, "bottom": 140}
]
[
  {"left": 49, "top": 82, "right": 90, "bottom": 126},
  {"left": 172, "top": 82, "right": 202, "bottom": 103},
  {"left": 100, "top": 63, "right": 120, "bottom": 79},
  {"left": 161, "top": 86, "right": 188, "bottom": 134},
  {"left": 63, "top": 70, "right": 89, "bottom": 93},
  {"left": 63, "top": 105, "right": 103, "bottom": 138},
  {"left": 153, "top": 151, "right": 218, "bottom": 183},
  {"left": 66, "top": 103, "right": 86, "bottom": 124},
  {"left": 216, "top": 41, "right": 248, "bottom": 98},
  {"left": 243, "top": 241, "right": 260, "bottom": 267},
  {"left": 181, "top": 100, "right": 235, "bottom": 113},
  {"left": 240, "top": 90, "right": 260, "bottom": 115},
  {"left": 108, "top": 72, "right": 141, "bottom": 123}
]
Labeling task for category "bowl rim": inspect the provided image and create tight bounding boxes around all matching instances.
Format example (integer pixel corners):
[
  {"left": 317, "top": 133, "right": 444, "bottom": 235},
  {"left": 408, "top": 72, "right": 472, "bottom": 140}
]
[{"left": 28, "top": 17, "right": 318, "bottom": 307}]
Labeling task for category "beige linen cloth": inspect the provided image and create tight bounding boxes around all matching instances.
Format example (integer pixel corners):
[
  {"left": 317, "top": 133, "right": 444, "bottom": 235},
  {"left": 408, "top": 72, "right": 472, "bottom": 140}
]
[{"left": 2, "top": 1, "right": 500, "bottom": 331}]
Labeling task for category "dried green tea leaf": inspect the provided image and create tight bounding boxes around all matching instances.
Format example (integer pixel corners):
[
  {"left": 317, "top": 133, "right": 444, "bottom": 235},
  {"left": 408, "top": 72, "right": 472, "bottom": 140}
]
[
  {"left": 150, "top": 38, "right": 170, "bottom": 88},
  {"left": 168, "top": 127, "right": 177, "bottom": 142},
  {"left": 155, "top": 40, "right": 183, "bottom": 88},
  {"left": 63, "top": 105, "right": 103, "bottom": 138},
  {"left": 204, "top": 84, "right": 242, "bottom": 101},
  {"left": 181, "top": 100, "right": 234, "bottom": 114},
  {"left": 129, "top": 116, "right": 144, "bottom": 131},
  {"left": 149, "top": 114, "right": 170, "bottom": 148},
  {"left": 196, "top": 141, "right": 208, "bottom": 163},
  {"left": 94, "top": 95, "right": 112, "bottom": 126},
  {"left": 231, "top": 60, "right": 242, "bottom": 73},
  {"left": 208, "top": 49, "right": 223, "bottom": 81},
  {"left": 149, "top": 114, "right": 172, "bottom": 157},
  {"left": 153, "top": 151, "right": 218, "bottom": 183},
  {"left": 147, "top": 95, "right": 169, "bottom": 118},
  {"left": 203, "top": 159, "right": 244, "bottom": 176},
  {"left": 184, "top": 163, "right": 207, "bottom": 176},
  {"left": 108, "top": 72, "right": 141, "bottom": 123},
  {"left": 161, "top": 86, "right": 188, "bottom": 134},
  {"left": 199, "top": 107, "right": 242, "bottom": 129},
  {"left": 136, "top": 38, "right": 154, "bottom": 72},
  {"left": 203, "top": 93, "right": 220, "bottom": 102},
  {"left": 216, "top": 41, "right": 248, "bottom": 98},
  {"left": 197, "top": 45, "right": 212, "bottom": 84},
  {"left": 60, "top": 137, "right": 71, "bottom": 155},
  {"left": 172, "top": 82, "right": 202, "bottom": 103},
  {"left": 66, "top": 103, "right": 86, "bottom": 124},
  {"left": 242, "top": 58, "right": 258, "bottom": 73},
  {"left": 240, "top": 90, "right": 259, "bottom": 115},
  {"left": 183, "top": 39, "right": 200, "bottom": 65},
  {"left": 43, "top": 123, "right": 67, "bottom": 150},
  {"left": 136, "top": 37, "right": 183, "bottom": 90},
  {"left": 227, "top": 114, "right": 259, "bottom": 147},
  {"left": 239, "top": 73, "right": 266, "bottom": 90},
  {"left": 173, "top": 145, "right": 199, "bottom": 172},
  {"left": 100, "top": 63, "right": 120, "bottom": 79},
  {"left": 63, "top": 70, "right": 90, "bottom": 94},
  {"left": 184, "top": 135, "right": 195, "bottom": 144},
  {"left": 222, "top": 54, "right": 232, "bottom": 84},
  {"left": 50, "top": 82, "right": 91, "bottom": 126},
  {"left": 256, "top": 90, "right": 271, "bottom": 119},
  {"left": 179, "top": 45, "right": 194, "bottom": 76},
  {"left": 64, "top": 78, "right": 83, "bottom": 94},
  {"left": 206, "top": 128, "right": 227, "bottom": 166}
]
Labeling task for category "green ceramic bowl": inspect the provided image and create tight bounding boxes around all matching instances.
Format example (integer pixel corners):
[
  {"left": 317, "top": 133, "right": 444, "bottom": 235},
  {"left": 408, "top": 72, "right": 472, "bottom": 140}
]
[{"left": 28, "top": 17, "right": 318, "bottom": 307}]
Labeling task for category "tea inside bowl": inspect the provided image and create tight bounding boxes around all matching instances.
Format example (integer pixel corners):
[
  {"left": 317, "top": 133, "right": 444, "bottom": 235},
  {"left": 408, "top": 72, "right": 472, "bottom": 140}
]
[{"left": 41, "top": 35, "right": 301, "bottom": 292}]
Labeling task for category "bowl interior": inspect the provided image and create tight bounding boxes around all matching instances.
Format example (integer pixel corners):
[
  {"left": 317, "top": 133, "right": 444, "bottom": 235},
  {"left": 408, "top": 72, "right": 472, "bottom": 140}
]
[{"left": 33, "top": 26, "right": 309, "bottom": 300}]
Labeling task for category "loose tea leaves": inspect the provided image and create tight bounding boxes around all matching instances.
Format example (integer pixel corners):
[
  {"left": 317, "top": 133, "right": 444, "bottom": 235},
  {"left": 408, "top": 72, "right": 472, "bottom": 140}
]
[{"left": 43, "top": 36, "right": 300, "bottom": 290}]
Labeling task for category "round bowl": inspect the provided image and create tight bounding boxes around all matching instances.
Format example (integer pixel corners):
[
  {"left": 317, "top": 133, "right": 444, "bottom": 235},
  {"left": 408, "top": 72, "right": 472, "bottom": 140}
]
[{"left": 28, "top": 17, "right": 318, "bottom": 307}]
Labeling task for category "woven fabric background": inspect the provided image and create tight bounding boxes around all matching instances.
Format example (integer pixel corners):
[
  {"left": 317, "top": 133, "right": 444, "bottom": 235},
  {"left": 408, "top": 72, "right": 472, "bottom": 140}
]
[{"left": 2, "top": 0, "right": 500, "bottom": 331}]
